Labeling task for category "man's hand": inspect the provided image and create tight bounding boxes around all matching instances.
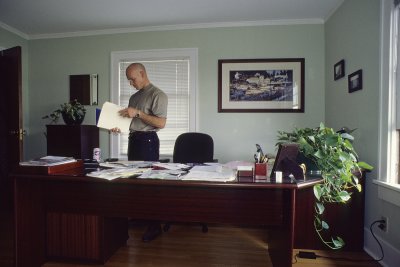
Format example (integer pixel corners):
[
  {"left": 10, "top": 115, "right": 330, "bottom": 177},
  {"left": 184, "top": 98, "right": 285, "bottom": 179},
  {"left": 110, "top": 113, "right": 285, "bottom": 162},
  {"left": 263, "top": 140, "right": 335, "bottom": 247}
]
[
  {"left": 118, "top": 107, "right": 139, "bottom": 118},
  {"left": 110, "top": 127, "right": 121, "bottom": 133}
]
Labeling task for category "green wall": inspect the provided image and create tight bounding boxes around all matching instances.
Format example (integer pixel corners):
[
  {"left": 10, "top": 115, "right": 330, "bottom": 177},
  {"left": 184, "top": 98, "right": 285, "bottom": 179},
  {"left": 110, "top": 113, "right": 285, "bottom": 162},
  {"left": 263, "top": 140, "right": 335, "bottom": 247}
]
[
  {"left": 27, "top": 24, "right": 325, "bottom": 162},
  {"left": 326, "top": 0, "right": 399, "bottom": 263}
]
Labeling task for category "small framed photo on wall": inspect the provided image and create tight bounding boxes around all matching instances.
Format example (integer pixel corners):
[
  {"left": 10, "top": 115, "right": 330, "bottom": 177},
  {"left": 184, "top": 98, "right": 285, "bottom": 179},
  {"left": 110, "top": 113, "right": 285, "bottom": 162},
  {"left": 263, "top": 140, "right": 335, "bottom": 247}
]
[
  {"left": 334, "top": 59, "right": 345, "bottom": 80},
  {"left": 348, "top": 69, "right": 363, "bottom": 93}
]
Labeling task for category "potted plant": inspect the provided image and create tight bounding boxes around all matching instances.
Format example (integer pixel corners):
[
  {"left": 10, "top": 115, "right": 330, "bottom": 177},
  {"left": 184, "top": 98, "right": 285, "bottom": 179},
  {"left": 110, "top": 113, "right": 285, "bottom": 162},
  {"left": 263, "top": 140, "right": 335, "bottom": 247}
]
[
  {"left": 276, "top": 122, "right": 373, "bottom": 249},
  {"left": 42, "top": 99, "right": 86, "bottom": 125}
]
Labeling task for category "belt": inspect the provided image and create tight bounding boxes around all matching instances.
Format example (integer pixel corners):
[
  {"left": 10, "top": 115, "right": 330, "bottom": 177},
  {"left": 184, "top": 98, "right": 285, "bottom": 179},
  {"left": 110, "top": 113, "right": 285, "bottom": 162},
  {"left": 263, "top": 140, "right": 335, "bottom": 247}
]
[{"left": 129, "top": 131, "right": 156, "bottom": 136}]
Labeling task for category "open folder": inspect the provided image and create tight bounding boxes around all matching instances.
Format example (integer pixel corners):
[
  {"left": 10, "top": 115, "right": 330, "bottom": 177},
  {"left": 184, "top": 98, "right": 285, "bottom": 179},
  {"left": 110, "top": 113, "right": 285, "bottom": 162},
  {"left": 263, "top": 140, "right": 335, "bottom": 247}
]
[{"left": 97, "top": 101, "right": 132, "bottom": 133}]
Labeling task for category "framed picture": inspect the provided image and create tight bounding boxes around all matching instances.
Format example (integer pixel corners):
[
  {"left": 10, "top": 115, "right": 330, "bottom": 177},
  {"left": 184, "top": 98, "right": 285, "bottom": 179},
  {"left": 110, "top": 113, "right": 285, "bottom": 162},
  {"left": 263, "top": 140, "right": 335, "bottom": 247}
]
[
  {"left": 334, "top": 59, "right": 345, "bottom": 80},
  {"left": 348, "top": 69, "right": 363, "bottom": 93},
  {"left": 218, "top": 58, "right": 305, "bottom": 113}
]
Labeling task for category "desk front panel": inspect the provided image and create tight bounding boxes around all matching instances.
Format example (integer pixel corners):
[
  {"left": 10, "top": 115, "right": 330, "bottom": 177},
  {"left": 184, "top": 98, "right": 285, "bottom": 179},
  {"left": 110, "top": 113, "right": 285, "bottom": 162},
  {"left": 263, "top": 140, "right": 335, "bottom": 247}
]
[
  {"left": 14, "top": 174, "right": 299, "bottom": 267},
  {"left": 44, "top": 179, "right": 284, "bottom": 226}
]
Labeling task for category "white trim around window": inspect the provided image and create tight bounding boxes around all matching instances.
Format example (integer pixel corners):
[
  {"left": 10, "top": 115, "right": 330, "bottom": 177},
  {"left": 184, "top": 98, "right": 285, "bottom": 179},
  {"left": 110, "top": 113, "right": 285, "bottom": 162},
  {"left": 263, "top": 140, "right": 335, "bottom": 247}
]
[{"left": 376, "top": 0, "right": 400, "bottom": 207}]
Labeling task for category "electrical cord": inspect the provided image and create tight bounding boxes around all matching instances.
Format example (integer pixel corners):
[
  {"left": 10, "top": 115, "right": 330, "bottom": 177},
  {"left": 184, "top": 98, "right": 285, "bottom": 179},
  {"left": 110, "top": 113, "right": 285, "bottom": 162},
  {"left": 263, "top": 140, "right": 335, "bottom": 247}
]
[
  {"left": 295, "top": 219, "right": 385, "bottom": 263},
  {"left": 368, "top": 219, "right": 385, "bottom": 261}
]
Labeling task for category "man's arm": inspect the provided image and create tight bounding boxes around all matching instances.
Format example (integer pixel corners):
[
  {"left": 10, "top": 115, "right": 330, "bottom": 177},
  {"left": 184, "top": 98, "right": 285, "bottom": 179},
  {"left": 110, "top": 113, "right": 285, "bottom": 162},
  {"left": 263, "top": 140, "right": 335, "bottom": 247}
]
[
  {"left": 137, "top": 110, "right": 166, "bottom": 129},
  {"left": 119, "top": 107, "right": 166, "bottom": 129}
]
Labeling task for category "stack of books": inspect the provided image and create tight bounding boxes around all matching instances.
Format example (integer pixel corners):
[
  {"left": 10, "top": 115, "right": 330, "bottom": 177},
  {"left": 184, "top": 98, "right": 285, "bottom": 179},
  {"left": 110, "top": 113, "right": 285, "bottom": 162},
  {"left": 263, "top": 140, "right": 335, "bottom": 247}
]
[
  {"left": 18, "top": 156, "right": 82, "bottom": 174},
  {"left": 19, "top": 156, "right": 77, "bottom": 166}
]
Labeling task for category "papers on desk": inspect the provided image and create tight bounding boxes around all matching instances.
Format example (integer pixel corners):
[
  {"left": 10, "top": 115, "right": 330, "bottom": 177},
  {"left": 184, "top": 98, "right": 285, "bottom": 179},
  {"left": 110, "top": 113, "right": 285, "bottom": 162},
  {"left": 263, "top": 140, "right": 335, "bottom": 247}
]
[
  {"left": 100, "top": 161, "right": 153, "bottom": 169},
  {"left": 19, "top": 156, "right": 76, "bottom": 166},
  {"left": 87, "top": 162, "right": 235, "bottom": 182},
  {"left": 97, "top": 101, "right": 132, "bottom": 133},
  {"left": 137, "top": 169, "right": 187, "bottom": 180},
  {"left": 182, "top": 165, "right": 236, "bottom": 182},
  {"left": 91, "top": 162, "right": 189, "bottom": 180},
  {"left": 152, "top": 162, "right": 190, "bottom": 170},
  {"left": 86, "top": 167, "right": 151, "bottom": 180}
]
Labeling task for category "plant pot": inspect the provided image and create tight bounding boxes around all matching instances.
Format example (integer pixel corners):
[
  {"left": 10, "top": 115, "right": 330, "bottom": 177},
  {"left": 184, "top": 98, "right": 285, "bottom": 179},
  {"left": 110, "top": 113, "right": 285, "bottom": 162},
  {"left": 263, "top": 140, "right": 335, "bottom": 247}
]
[{"left": 62, "top": 112, "right": 85, "bottom": 125}]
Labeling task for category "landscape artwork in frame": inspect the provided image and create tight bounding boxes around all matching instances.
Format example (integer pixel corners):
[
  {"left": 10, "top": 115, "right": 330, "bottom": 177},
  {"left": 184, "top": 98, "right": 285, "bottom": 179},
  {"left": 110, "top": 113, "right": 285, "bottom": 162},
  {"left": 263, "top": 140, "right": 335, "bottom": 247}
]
[
  {"left": 334, "top": 59, "right": 345, "bottom": 80},
  {"left": 348, "top": 69, "right": 363, "bottom": 93},
  {"left": 218, "top": 58, "right": 304, "bottom": 112}
]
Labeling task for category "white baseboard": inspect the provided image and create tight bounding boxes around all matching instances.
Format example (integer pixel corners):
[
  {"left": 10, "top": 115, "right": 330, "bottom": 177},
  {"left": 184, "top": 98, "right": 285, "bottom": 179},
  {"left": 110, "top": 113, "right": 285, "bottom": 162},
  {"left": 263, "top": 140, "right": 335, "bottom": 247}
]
[{"left": 364, "top": 227, "right": 400, "bottom": 267}]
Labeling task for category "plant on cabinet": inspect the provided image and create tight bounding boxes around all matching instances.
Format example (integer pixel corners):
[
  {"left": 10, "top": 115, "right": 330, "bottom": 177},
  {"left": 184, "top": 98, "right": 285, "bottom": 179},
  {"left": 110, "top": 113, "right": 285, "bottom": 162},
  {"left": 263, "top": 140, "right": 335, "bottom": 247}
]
[
  {"left": 276, "top": 122, "right": 373, "bottom": 249},
  {"left": 42, "top": 99, "right": 86, "bottom": 125}
]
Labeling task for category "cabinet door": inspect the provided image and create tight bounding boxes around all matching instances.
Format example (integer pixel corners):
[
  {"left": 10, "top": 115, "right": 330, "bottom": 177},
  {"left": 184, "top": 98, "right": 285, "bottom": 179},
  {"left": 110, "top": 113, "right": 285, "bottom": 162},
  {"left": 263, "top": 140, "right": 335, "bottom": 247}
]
[
  {"left": 294, "top": 176, "right": 365, "bottom": 251},
  {"left": 47, "top": 125, "right": 99, "bottom": 159}
]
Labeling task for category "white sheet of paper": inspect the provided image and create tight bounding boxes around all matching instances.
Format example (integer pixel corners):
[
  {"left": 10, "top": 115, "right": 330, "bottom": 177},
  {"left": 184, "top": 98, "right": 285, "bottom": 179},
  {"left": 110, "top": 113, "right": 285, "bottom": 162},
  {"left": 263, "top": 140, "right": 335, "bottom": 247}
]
[{"left": 97, "top": 101, "right": 132, "bottom": 133}]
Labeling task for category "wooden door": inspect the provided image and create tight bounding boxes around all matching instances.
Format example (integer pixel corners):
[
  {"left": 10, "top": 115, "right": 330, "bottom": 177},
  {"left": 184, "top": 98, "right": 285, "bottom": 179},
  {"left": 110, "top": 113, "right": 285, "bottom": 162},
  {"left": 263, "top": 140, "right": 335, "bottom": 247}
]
[{"left": 0, "top": 46, "right": 23, "bottom": 205}]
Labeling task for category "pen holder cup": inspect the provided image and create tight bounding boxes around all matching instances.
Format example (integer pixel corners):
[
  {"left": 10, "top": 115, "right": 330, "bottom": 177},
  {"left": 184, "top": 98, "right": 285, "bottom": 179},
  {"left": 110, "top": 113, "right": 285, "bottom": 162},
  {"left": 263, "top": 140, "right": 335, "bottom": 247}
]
[{"left": 254, "top": 163, "right": 267, "bottom": 176}]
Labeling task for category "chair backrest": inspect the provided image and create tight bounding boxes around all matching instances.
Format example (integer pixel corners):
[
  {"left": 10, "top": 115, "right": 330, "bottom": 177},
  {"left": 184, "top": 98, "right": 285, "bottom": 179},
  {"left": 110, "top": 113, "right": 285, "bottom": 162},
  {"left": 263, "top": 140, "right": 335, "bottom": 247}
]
[{"left": 173, "top": 132, "right": 214, "bottom": 163}]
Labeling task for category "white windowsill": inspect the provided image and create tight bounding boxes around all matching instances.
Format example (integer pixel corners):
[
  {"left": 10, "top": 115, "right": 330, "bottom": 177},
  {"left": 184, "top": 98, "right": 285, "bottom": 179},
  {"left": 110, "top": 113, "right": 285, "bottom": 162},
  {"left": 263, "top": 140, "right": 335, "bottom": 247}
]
[{"left": 373, "top": 180, "right": 400, "bottom": 207}]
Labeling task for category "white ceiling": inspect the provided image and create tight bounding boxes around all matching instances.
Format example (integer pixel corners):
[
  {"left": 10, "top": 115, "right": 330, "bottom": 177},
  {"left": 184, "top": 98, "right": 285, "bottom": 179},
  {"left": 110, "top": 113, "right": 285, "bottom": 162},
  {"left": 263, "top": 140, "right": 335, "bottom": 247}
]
[{"left": 0, "top": 0, "right": 344, "bottom": 39}]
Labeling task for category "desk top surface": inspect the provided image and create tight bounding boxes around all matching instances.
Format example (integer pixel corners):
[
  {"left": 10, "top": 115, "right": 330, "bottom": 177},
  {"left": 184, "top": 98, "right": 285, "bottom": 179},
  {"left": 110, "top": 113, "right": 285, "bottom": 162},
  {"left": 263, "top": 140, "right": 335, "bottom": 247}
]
[{"left": 13, "top": 165, "right": 322, "bottom": 190}]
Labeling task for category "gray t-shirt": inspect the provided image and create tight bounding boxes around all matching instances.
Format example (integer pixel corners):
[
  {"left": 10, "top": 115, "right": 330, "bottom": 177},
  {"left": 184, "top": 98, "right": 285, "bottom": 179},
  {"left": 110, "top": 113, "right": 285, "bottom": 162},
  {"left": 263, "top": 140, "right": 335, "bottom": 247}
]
[{"left": 128, "top": 83, "right": 168, "bottom": 132}]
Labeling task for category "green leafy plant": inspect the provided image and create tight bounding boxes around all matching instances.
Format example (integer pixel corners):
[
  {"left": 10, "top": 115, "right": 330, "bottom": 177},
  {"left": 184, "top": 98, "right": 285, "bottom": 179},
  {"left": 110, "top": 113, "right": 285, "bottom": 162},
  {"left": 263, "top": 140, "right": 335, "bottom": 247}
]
[
  {"left": 276, "top": 122, "right": 373, "bottom": 249},
  {"left": 42, "top": 99, "right": 86, "bottom": 125}
]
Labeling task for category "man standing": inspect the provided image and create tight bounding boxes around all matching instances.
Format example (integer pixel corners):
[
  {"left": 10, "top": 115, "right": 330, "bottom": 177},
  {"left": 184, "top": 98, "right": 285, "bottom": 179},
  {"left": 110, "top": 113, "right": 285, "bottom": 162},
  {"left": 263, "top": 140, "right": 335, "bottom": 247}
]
[{"left": 113, "top": 62, "right": 168, "bottom": 241}]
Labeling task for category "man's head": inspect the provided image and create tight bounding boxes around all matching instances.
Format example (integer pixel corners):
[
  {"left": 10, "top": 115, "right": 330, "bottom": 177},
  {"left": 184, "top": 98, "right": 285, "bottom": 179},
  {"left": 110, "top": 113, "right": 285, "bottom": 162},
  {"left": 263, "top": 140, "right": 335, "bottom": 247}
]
[{"left": 126, "top": 63, "right": 150, "bottom": 90}]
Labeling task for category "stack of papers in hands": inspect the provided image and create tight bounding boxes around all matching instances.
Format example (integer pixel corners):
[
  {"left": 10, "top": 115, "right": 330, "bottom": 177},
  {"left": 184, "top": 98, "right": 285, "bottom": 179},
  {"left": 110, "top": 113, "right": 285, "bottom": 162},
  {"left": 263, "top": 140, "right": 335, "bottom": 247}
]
[
  {"left": 96, "top": 101, "right": 131, "bottom": 133},
  {"left": 19, "top": 156, "right": 76, "bottom": 166}
]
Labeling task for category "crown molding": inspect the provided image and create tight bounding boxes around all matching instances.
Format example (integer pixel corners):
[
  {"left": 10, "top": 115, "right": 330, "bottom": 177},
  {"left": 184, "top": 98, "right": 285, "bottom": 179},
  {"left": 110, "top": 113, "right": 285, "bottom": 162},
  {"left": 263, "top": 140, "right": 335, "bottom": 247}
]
[
  {"left": 324, "top": 0, "right": 345, "bottom": 21},
  {"left": 28, "top": 18, "right": 324, "bottom": 40},
  {"left": 0, "top": 21, "right": 30, "bottom": 40}
]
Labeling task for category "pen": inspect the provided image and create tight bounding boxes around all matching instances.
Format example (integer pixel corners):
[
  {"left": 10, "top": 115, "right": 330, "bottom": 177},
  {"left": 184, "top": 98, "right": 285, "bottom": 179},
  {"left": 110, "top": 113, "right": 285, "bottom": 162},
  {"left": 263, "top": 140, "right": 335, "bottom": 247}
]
[{"left": 256, "top": 144, "right": 265, "bottom": 163}]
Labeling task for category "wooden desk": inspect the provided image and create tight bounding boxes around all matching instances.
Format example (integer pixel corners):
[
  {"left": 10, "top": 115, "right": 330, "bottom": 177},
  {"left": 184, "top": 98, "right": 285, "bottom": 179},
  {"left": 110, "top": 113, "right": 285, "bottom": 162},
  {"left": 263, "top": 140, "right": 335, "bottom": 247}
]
[{"left": 13, "top": 171, "right": 320, "bottom": 267}]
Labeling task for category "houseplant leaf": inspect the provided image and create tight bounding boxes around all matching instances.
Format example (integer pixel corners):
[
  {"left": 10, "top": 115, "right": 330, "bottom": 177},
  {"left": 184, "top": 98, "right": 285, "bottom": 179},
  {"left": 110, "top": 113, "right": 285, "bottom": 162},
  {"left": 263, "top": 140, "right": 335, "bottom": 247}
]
[{"left": 357, "top": 161, "right": 373, "bottom": 171}]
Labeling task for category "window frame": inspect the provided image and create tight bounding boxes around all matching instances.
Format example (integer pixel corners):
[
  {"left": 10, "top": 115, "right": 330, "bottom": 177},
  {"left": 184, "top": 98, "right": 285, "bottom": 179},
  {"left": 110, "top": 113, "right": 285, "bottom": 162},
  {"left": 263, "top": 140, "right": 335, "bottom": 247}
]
[
  {"left": 110, "top": 48, "right": 198, "bottom": 159},
  {"left": 376, "top": 0, "right": 400, "bottom": 206}
]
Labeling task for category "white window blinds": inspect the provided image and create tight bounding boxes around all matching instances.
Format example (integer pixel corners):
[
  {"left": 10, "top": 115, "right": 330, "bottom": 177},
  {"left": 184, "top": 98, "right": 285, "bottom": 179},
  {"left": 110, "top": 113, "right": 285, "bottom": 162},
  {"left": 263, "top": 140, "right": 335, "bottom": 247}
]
[
  {"left": 118, "top": 60, "right": 190, "bottom": 156},
  {"left": 395, "top": 3, "right": 400, "bottom": 128}
]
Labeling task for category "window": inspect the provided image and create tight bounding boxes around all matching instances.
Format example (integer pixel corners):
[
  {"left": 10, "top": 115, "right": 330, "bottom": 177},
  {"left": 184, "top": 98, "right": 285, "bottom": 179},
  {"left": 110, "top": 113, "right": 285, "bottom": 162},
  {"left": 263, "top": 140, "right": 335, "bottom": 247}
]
[
  {"left": 395, "top": 1, "right": 400, "bottom": 184},
  {"left": 386, "top": 0, "right": 400, "bottom": 184},
  {"left": 110, "top": 48, "right": 198, "bottom": 159},
  {"left": 377, "top": 0, "right": 400, "bottom": 205}
]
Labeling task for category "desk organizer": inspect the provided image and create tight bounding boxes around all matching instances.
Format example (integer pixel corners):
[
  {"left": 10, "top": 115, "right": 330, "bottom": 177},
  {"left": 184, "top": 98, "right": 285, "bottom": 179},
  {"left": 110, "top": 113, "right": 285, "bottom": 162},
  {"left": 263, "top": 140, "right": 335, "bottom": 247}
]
[{"left": 254, "top": 162, "right": 267, "bottom": 176}]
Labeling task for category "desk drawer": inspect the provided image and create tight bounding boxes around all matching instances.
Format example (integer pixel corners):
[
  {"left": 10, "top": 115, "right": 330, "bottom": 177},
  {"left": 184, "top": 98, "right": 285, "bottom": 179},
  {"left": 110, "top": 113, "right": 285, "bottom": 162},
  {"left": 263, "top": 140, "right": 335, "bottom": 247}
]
[{"left": 46, "top": 213, "right": 128, "bottom": 263}]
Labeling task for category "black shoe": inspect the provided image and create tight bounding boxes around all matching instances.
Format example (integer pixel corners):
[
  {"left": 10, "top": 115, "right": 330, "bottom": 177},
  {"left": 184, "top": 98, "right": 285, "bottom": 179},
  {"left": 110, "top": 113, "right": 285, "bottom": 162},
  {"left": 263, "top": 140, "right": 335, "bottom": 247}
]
[{"left": 142, "top": 224, "right": 162, "bottom": 242}]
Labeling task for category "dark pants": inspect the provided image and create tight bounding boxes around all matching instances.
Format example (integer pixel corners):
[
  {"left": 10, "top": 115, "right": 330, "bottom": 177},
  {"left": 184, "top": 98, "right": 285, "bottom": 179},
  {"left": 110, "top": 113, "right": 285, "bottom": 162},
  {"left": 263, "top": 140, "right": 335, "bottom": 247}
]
[
  {"left": 128, "top": 131, "right": 160, "bottom": 161},
  {"left": 127, "top": 131, "right": 161, "bottom": 241}
]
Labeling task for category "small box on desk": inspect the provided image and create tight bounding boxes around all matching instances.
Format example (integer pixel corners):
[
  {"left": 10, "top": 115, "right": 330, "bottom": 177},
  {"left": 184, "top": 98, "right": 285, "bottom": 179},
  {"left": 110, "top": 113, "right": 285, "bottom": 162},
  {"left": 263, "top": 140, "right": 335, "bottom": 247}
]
[
  {"left": 16, "top": 160, "right": 83, "bottom": 175},
  {"left": 237, "top": 166, "right": 253, "bottom": 177}
]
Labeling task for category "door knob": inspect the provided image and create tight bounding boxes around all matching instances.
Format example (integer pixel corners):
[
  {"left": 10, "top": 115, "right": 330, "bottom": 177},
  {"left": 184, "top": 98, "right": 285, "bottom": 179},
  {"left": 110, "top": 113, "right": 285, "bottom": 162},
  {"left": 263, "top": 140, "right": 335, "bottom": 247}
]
[{"left": 9, "top": 129, "right": 26, "bottom": 141}]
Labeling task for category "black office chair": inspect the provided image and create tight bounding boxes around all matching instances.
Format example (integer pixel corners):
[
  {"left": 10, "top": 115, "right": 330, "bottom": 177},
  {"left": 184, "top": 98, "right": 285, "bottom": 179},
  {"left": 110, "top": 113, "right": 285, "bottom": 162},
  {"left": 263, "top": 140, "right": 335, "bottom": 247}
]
[
  {"left": 163, "top": 132, "right": 214, "bottom": 233},
  {"left": 172, "top": 132, "right": 214, "bottom": 164}
]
